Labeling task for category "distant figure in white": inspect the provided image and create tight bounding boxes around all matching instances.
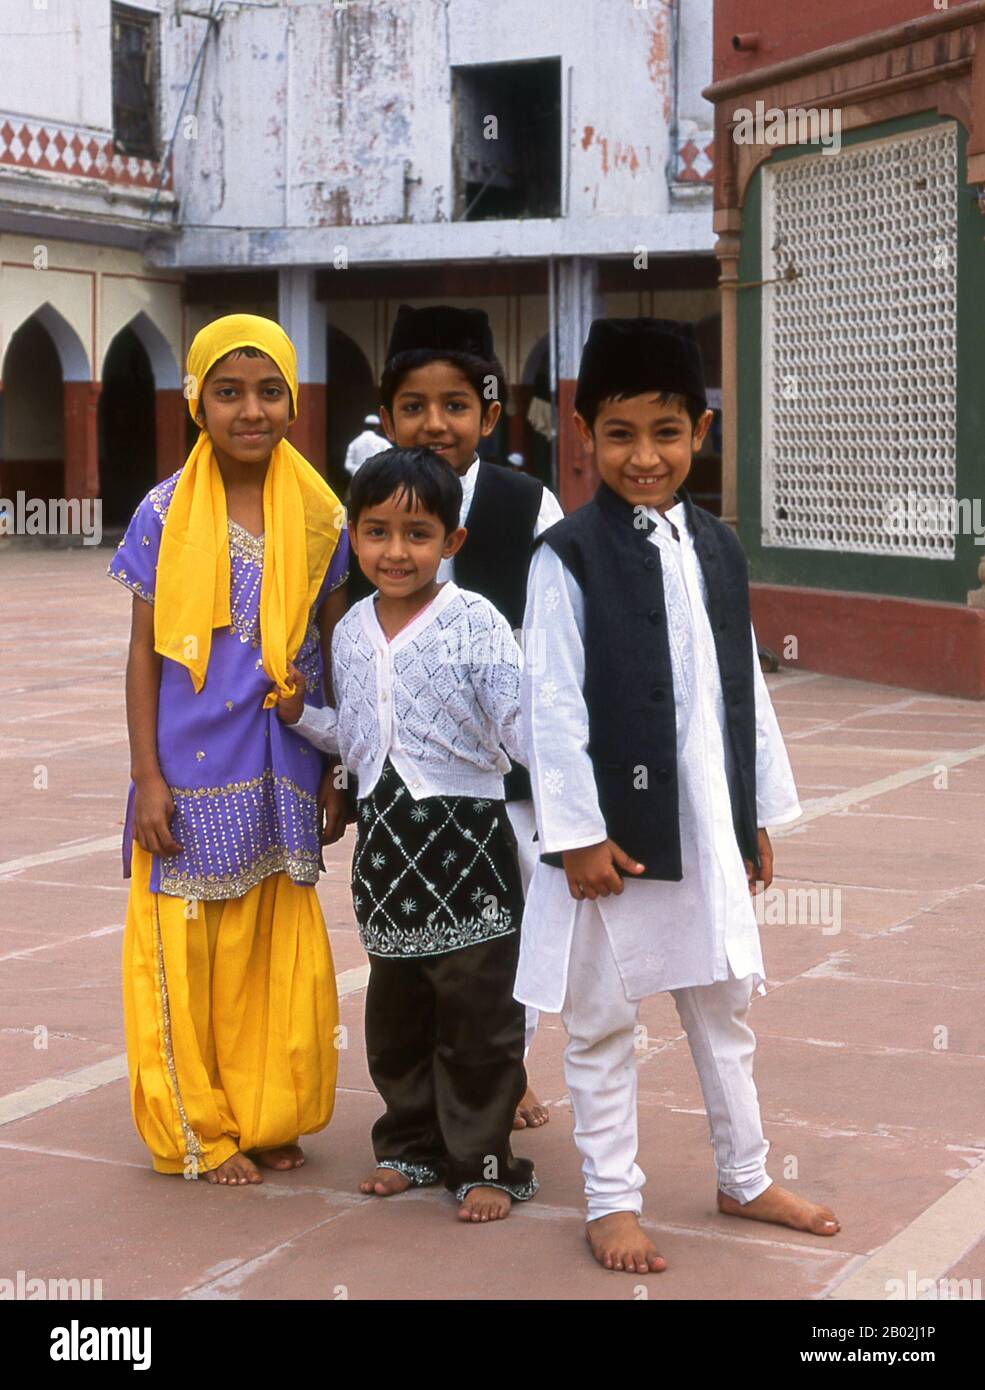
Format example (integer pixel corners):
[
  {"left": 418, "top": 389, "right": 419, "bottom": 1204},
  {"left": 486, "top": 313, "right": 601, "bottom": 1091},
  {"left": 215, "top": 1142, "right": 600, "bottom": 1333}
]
[{"left": 344, "top": 414, "right": 389, "bottom": 479}]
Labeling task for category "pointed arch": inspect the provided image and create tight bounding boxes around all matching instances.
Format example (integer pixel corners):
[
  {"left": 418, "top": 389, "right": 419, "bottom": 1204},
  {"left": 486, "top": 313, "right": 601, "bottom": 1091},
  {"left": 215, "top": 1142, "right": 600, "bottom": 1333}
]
[
  {"left": 1, "top": 302, "right": 91, "bottom": 383},
  {"left": 104, "top": 310, "right": 181, "bottom": 390},
  {"left": 326, "top": 322, "right": 378, "bottom": 494},
  {"left": 0, "top": 312, "right": 67, "bottom": 499},
  {"left": 521, "top": 333, "right": 549, "bottom": 387}
]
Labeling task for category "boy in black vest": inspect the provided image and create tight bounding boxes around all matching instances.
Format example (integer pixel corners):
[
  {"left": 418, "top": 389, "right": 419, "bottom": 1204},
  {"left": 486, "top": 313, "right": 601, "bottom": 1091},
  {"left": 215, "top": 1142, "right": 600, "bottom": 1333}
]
[
  {"left": 364, "top": 304, "right": 564, "bottom": 1130},
  {"left": 516, "top": 318, "right": 840, "bottom": 1273}
]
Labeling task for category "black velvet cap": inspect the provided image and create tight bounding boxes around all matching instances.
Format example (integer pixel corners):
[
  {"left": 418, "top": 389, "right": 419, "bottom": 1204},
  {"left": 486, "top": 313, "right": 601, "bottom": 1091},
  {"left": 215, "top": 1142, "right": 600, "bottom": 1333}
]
[
  {"left": 385, "top": 304, "right": 495, "bottom": 363},
  {"left": 575, "top": 317, "right": 707, "bottom": 414}
]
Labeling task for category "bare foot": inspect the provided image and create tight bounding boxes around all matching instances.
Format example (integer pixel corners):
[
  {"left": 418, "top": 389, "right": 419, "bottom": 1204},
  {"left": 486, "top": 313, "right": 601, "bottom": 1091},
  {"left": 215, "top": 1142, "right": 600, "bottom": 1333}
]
[
  {"left": 586, "top": 1212, "right": 666, "bottom": 1274},
  {"left": 457, "top": 1186, "right": 512, "bottom": 1223},
  {"left": 717, "top": 1184, "right": 840, "bottom": 1236},
  {"left": 206, "top": 1151, "right": 262, "bottom": 1186},
  {"left": 359, "top": 1166, "right": 413, "bottom": 1197},
  {"left": 513, "top": 1085, "right": 550, "bottom": 1130},
  {"left": 250, "top": 1143, "right": 304, "bottom": 1171}
]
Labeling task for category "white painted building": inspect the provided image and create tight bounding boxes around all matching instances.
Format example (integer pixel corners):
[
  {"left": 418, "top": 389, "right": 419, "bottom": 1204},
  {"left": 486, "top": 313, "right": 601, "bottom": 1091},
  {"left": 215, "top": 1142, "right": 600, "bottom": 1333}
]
[
  {"left": 1, "top": 0, "right": 718, "bottom": 520},
  {"left": 0, "top": 0, "right": 184, "bottom": 525}
]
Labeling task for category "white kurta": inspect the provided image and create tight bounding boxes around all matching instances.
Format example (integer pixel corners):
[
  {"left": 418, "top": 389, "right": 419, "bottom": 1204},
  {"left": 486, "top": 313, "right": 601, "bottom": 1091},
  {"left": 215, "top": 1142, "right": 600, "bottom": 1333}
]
[
  {"left": 344, "top": 429, "right": 389, "bottom": 477},
  {"left": 438, "top": 455, "right": 563, "bottom": 1052},
  {"left": 515, "top": 499, "right": 802, "bottom": 1014}
]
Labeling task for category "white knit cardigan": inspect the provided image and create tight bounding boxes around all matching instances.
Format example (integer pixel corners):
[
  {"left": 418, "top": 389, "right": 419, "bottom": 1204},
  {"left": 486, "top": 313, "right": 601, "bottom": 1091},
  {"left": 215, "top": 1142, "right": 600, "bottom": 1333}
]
[{"left": 295, "top": 582, "right": 526, "bottom": 802}]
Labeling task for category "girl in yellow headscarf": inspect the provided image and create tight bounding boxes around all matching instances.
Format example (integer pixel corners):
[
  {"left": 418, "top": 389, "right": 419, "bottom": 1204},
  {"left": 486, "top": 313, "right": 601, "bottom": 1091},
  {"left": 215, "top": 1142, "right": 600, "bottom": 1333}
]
[{"left": 108, "top": 315, "right": 349, "bottom": 1184}]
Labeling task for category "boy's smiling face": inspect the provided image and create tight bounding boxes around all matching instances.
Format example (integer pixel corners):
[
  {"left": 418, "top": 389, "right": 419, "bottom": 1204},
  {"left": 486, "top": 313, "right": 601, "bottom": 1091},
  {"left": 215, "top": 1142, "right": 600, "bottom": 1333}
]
[
  {"left": 197, "top": 351, "right": 293, "bottom": 464},
  {"left": 381, "top": 360, "right": 501, "bottom": 477},
  {"left": 576, "top": 393, "right": 712, "bottom": 514},
  {"left": 349, "top": 489, "right": 466, "bottom": 598}
]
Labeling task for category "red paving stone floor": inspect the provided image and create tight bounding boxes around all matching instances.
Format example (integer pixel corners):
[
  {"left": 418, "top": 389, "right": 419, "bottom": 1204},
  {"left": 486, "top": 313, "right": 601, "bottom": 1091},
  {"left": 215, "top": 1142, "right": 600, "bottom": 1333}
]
[{"left": 1, "top": 545, "right": 984, "bottom": 1300}]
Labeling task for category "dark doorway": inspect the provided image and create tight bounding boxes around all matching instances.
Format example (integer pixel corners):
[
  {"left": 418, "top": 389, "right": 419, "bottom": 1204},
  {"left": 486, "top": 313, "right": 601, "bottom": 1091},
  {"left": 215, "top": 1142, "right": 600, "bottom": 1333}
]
[
  {"left": 452, "top": 59, "right": 562, "bottom": 221},
  {"left": 99, "top": 327, "right": 156, "bottom": 528},
  {"left": 689, "top": 313, "right": 723, "bottom": 516},
  {"left": 326, "top": 325, "right": 378, "bottom": 500},
  {"left": 522, "top": 335, "right": 554, "bottom": 492},
  {"left": 0, "top": 317, "right": 64, "bottom": 498}
]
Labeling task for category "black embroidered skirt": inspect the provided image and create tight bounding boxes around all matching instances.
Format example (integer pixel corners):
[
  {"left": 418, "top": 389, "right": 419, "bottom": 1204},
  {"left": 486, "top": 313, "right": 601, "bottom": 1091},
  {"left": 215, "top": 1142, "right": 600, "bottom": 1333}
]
[{"left": 352, "top": 759, "right": 524, "bottom": 959}]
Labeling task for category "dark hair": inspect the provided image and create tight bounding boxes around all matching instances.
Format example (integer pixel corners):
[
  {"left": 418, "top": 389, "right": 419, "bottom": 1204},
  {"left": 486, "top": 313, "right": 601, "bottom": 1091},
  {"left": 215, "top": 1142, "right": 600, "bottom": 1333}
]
[
  {"left": 348, "top": 446, "right": 463, "bottom": 534},
  {"left": 213, "top": 345, "right": 270, "bottom": 365},
  {"left": 577, "top": 389, "right": 707, "bottom": 431},
  {"left": 379, "top": 348, "right": 507, "bottom": 419}
]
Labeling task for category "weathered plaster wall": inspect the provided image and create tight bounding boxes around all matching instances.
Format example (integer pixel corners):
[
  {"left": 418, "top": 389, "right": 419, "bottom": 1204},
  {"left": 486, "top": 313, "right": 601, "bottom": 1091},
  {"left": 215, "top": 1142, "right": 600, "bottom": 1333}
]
[
  {"left": 1, "top": 0, "right": 119, "bottom": 130},
  {"left": 161, "top": 0, "right": 715, "bottom": 263}
]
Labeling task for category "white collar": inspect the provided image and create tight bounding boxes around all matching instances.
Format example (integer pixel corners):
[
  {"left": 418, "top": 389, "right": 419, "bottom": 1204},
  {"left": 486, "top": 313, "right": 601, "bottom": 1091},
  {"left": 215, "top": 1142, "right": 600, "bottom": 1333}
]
[
  {"left": 361, "top": 580, "right": 461, "bottom": 654},
  {"left": 646, "top": 499, "right": 687, "bottom": 541},
  {"left": 459, "top": 455, "right": 481, "bottom": 496}
]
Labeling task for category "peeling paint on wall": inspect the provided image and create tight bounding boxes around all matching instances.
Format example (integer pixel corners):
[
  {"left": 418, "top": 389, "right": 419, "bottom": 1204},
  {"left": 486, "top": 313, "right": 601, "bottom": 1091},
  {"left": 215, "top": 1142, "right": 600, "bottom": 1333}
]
[{"left": 646, "top": 5, "right": 673, "bottom": 125}]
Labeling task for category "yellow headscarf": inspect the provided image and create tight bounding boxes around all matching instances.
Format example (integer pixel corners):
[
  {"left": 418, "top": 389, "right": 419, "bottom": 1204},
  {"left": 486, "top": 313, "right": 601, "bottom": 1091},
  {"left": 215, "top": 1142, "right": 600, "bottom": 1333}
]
[{"left": 154, "top": 314, "right": 344, "bottom": 707}]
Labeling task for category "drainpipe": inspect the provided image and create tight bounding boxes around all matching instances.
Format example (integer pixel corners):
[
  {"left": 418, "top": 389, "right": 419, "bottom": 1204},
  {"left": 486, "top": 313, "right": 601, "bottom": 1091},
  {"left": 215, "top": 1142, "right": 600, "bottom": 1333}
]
[
  {"left": 149, "top": 0, "right": 220, "bottom": 222},
  {"left": 665, "top": 0, "right": 681, "bottom": 191},
  {"left": 548, "top": 255, "right": 558, "bottom": 496}
]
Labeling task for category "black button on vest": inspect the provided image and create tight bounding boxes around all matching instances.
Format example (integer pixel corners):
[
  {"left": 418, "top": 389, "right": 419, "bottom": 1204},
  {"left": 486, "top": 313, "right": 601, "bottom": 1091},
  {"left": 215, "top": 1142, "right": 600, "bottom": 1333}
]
[{"left": 534, "top": 482, "right": 761, "bottom": 880}]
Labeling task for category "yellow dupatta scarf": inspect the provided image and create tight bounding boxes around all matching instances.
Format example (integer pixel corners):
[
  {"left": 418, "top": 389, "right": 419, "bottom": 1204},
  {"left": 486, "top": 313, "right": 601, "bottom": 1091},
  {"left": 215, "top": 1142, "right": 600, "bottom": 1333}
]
[{"left": 153, "top": 314, "right": 344, "bottom": 707}]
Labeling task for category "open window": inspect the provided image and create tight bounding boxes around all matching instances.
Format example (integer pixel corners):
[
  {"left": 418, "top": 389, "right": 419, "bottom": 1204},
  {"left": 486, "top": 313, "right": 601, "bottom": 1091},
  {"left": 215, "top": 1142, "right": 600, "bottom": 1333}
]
[
  {"left": 112, "top": 4, "right": 159, "bottom": 159},
  {"left": 452, "top": 59, "right": 561, "bottom": 220}
]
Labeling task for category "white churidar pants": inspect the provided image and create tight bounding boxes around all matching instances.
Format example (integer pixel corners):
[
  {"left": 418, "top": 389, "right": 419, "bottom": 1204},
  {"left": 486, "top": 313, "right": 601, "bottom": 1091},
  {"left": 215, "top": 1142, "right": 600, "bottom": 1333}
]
[
  {"left": 561, "top": 898, "right": 772, "bottom": 1222},
  {"left": 505, "top": 799, "right": 540, "bottom": 1056}
]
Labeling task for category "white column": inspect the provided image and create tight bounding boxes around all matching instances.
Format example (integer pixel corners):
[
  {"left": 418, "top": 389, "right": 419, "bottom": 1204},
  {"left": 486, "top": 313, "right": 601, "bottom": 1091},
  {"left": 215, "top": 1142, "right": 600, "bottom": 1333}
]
[{"left": 277, "top": 267, "right": 327, "bottom": 384}]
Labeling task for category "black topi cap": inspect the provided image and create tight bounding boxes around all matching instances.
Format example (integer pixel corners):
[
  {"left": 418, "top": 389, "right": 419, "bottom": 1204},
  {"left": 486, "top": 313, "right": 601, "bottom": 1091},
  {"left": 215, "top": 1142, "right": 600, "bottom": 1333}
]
[
  {"left": 575, "top": 317, "right": 707, "bottom": 415},
  {"left": 385, "top": 304, "right": 494, "bottom": 363}
]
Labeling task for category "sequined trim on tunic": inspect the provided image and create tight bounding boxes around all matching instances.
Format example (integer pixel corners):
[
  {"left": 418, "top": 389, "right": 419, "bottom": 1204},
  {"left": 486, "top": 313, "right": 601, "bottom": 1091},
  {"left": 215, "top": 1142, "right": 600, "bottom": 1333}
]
[
  {"left": 168, "top": 771, "right": 317, "bottom": 803},
  {"left": 152, "top": 896, "right": 206, "bottom": 1172},
  {"left": 107, "top": 567, "right": 155, "bottom": 604},
  {"left": 453, "top": 1175, "right": 540, "bottom": 1204},
  {"left": 227, "top": 517, "right": 265, "bottom": 569},
  {"left": 376, "top": 1159, "right": 442, "bottom": 1187},
  {"left": 149, "top": 471, "right": 182, "bottom": 516},
  {"left": 160, "top": 847, "right": 320, "bottom": 902},
  {"left": 158, "top": 770, "right": 321, "bottom": 901}
]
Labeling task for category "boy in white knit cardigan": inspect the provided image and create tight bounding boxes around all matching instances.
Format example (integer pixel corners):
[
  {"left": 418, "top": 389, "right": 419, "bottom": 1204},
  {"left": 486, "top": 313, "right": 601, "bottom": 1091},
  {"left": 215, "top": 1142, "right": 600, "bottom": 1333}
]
[{"left": 277, "top": 446, "right": 537, "bottom": 1224}]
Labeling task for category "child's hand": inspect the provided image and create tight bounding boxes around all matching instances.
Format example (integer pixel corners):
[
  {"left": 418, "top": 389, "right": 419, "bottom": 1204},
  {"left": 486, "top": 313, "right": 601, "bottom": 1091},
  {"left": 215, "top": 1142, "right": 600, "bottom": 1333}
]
[
  {"left": 744, "top": 827, "right": 773, "bottom": 895},
  {"left": 318, "top": 765, "right": 350, "bottom": 852},
  {"left": 275, "top": 662, "right": 306, "bottom": 725},
  {"left": 561, "top": 839, "right": 645, "bottom": 900},
  {"left": 133, "top": 773, "right": 182, "bottom": 858}
]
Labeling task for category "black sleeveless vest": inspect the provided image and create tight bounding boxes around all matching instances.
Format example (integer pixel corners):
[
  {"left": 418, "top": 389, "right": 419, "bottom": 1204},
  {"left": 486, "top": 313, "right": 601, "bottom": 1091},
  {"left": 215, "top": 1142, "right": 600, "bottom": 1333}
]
[
  {"left": 534, "top": 482, "right": 761, "bottom": 880},
  {"left": 454, "top": 463, "right": 543, "bottom": 631},
  {"left": 455, "top": 464, "right": 543, "bottom": 803}
]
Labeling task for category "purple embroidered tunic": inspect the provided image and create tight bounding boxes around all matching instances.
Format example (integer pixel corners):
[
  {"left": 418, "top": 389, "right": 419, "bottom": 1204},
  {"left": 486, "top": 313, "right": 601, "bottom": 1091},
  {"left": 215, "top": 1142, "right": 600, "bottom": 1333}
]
[{"left": 109, "top": 469, "right": 349, "bottom": 900}]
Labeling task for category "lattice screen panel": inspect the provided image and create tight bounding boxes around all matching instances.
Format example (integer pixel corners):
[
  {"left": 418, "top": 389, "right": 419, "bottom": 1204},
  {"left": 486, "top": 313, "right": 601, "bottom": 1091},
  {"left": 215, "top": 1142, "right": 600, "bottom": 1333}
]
[{"left": 761, "top": 123, "right": 957, "bottom": 559}]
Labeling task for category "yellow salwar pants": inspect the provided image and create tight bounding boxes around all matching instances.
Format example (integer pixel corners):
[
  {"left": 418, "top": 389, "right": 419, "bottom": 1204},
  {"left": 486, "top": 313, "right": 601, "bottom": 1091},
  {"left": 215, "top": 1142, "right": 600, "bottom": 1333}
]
[{"left": 123, "top": 843, "right": 338, "bottom": 1174}]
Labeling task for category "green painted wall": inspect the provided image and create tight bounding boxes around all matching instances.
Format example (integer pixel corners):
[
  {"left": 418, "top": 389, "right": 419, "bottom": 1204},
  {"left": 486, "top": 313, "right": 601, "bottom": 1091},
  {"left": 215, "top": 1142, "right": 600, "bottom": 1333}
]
[{"left": 736, "top": 111, "right": 984, "bottom": 605}]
